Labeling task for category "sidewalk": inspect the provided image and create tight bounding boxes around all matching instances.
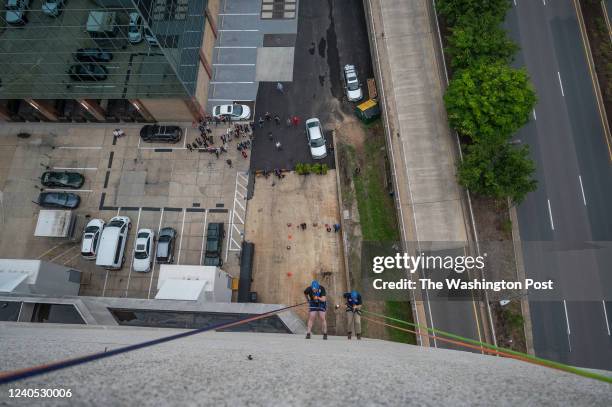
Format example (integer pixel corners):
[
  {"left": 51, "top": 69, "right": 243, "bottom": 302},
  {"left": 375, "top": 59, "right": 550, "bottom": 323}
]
[{"left": 363, "top": 0, "right": 487, "bottom": 347}]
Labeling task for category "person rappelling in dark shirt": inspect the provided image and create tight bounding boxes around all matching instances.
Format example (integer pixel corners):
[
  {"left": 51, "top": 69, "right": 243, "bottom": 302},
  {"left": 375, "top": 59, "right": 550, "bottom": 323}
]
[{"left": 304, "top": 280, "right": 327, "bottom": 340}]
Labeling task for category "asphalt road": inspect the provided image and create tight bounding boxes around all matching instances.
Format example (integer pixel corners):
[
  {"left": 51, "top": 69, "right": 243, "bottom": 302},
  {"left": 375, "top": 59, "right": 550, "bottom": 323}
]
[
  {"left": 506, "top": 0, "right": 612, "bottom": 369},
  {"left": 250, "top": 0, "right": 377, "bottom": 171}
]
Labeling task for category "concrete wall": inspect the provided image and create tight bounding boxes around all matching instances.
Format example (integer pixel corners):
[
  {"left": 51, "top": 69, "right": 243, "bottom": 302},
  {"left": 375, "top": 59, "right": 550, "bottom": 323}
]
[
  {"left": 139, "top": 98, "right": 195, "bottom": 122},
  {"left": 211, "top": 269, "right": 231, "bottom": 302}
]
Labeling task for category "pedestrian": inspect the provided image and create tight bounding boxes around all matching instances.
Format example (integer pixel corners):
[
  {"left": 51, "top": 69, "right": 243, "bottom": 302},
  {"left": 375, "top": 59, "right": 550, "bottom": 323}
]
[
  {"left": 214, "top": 116, "right": 220, "bottom": 127},
  {"left": 274, "top": 115, "right": 281, "bottom": 125},
  {"left": 333, "top": 223, "right": 340, "bottom": 233},
  {"left": 242, "top": 150, "right": 248, "bottom": 159},
  {"left": 265, "top": 111, "right": 271, "bottom": 121},
  {"left": 343, "top": 290, "right": 363, "bottom": 340},
  {"left": 292, "top": 116, "right": 300, "bottom": 127},
  {"left": 275, "top": 141, "right": 282, "bottom": 151},
  {"left": 304, "top": 280, "right": 327, "bottom": 340},
  {"left": 258, "top": 117, "right": 264, "bottom": 128},
  {"left": 286, "top": 117, "right": 292, "bottom": 127},
  {"left": 215, "top": 148, "right": 220, "bottom": 158},
  {"left": 226, "top": 159, "right": 232, "bottom": 168},
  {"left": 276, "top": 82, "right": 284, "bottom": 94}
]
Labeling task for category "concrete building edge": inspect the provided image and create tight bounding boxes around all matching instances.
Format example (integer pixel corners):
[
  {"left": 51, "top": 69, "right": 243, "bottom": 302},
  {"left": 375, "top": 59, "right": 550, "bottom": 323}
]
[{"left": 361, "top": 0, "right": 430, "bottom": 346}]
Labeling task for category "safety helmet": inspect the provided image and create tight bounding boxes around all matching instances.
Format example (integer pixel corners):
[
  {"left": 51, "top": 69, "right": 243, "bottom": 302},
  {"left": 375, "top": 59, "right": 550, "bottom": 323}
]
[
  {"left": 351, "top": 290, "right": 359, "bottom": 301},
  {"left": 311, "top": 280, "right": 320, "bottom": 290}
]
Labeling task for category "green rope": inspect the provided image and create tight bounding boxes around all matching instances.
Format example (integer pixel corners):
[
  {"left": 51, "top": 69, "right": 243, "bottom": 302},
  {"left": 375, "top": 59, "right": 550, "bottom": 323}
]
[{"left": 362, "top": 309, "right": 612, "bottom": 384}]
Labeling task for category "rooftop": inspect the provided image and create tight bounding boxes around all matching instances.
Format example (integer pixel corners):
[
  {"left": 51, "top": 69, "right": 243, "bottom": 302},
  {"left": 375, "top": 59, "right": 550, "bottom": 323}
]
[{"left": 0, "top": 323, "right": 609, "bottom": 406}]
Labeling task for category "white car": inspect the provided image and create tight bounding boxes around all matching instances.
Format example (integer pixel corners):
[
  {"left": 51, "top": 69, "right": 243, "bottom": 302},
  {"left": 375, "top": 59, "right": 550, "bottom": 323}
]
[
  {"left": 343, "top": 64, "right": 363, "bottom": 102},
  {"left": 144, "top": 28, "right": 159, "bottom": 47},
  {"left": 133, "top": 228, "right": 155, "bottom": 272},
  {"left": 305, "top": 118, "right": 327, "bottom": 160},
  {"left": 42, "top": 0, "right": 64, "bottom": 17},
  {"left": 212, "top": 104, "right": 251, "bottom": 121},
  {"left": 80, "top": 218, "right": 105, "bottom": 260},
  {"left": 128, "top": 12, "right": 143, "bottom": 44},
  {"left": 6, "top": 0, "right": 30, "bottom": 25}
]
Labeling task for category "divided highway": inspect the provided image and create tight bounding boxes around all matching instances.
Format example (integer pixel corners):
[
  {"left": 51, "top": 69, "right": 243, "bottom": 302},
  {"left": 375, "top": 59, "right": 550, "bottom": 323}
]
[{"left": 507, "top": 0, "right": 612, "bottom": 369}]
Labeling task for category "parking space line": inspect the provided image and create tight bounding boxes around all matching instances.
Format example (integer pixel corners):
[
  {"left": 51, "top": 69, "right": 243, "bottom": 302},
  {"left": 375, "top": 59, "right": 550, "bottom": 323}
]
[
  {"left": 183, "top": 128, "right": 188, "bottom": 149},
  {"left": 49, "top": 246, "right": 78, "bottom": 263},
  {"left": 209, "top": 99, "right": 255, "bottom": 102},
  {"left": 62, "top": 251, "right": 82, "bottom": 266},
  {"left": 213, "top": 63, "right": 256, "bottom": 66},
  {"left": 210, "top": 81, "right": 255, "bottom": 84},
  {"left": 603, "top": 301, "right": 611, "bottom": 336},
  {"left": 147, "top": 208, "right": 164, "bottom": 299},
  {"left": 36, "top": 241, "right": 71, "bottom": 259},
  {"left": 224, "top": 209, "right": 232, "bottom": 263},
  {"left": 124, "top": 207, "right": 142, "bottom": 296},
  {"left": 102, "top": 271, "right": 109, "bottom": 297},
  {"left": 116, "top": 207, "right": 121, "bottom": 216},
  {"left": 218, "top": 13, "right": 259, "bottom": 15},
  {"left": 53, "top": 167, "right": 98, "bottom": 171},
  {"left": 219, "top": 29, "right": 260, "bottom": 32},
  {"left": 234, "top": 198, "right": 246, "bottom": 211},
  {"left": 177, "top": 209, "right": 187, "bottom": 265},
  {"left": 199, "top": 209, "right": 209, "bottom": 266},
  {"left": 215, "top": 46, "right": 257, "bottom": 49}
]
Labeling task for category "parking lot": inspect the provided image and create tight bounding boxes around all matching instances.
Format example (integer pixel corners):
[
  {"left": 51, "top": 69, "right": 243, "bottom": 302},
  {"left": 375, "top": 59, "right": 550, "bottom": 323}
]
[{"left": 0, "top": 120, "right": 250, "bottom": 298}]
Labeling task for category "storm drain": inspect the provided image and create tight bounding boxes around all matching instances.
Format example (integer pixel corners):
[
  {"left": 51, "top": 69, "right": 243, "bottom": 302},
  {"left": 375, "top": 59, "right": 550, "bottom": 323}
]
[{"left": 261, "top": 0, "right": 297, "bottom": 19}]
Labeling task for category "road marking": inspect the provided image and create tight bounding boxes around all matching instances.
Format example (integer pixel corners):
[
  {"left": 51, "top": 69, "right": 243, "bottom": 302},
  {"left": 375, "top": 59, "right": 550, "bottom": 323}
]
[
  {"left": 102, "top": 271, "right": 109, "bottom": 297},
  {"left": 43, "top": 189, "right": 92, "bottom": 193},
  {"left": 50, "top": 245, "right": 78, "bottom": 262},
  {"left": 563, "top": 300, "right": 572, "bottom": 352},
  {"left": 532, "top": 109, "right": 537, "bottom": 120},
  {"left": 199, "top": 209, "right": 209, "bottom": 265},
  {"left": 215, "top": 46, "right": 257, "bottom": 49},
  {"left": 219, "top": 29, "right": 259, "bottom": 32},
  {"left": 224, "top": 209, "right": 232, "bottom": 263},
  {"left": 557, "top": 71, "right": 564, "bottom": 96},
  {"left": 116, "top": 207, "right": 121, "bottom": 216},
  {"left": 603, "top": 301, "right": 611, "bottom": 336},
  {"left": 36, "top": 241, "right": 71, "bottom": 259},
  {"left": 547, "top": 199, "right": 555, "bottom": 230},
  {"left": 53, "top": 167, "right": 97, "bottom": 171},
  {"left": 124, "top": 207, "right": 141, "bottom": 296},
  {"left": 147, "top": 208, "right": 164, "bottom": 299},
  {"left": 62, "top": 251, "right": 82, "bottom": 265},
  {"left": 513, "top": 0, "right": 516, "bottom": 6},
  {"left": 176, "top": 208, "right": 186, "bottom": 265},
  {"left": 57, "top": 146, "right": 102, "bottom": 150},
  {"left": 543, "top": 0, "right": 546, "bottom": 5},
  {"left": 578, "top": 175, "right": 586, "bottom": 205}
]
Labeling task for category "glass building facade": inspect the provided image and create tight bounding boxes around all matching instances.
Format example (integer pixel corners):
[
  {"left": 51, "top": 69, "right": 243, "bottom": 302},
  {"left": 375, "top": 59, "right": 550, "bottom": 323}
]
[{"left": 0, "top": 0, "right": 210, "bottom": 120}]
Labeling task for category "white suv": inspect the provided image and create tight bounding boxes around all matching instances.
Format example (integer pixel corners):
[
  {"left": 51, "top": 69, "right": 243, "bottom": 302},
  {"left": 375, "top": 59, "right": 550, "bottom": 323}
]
[
  {"left": 81, "top": 218, "right": 105, "bottom": 260},
  {"left": 305, "top": 118, "right": 327, "bottom": 160}
]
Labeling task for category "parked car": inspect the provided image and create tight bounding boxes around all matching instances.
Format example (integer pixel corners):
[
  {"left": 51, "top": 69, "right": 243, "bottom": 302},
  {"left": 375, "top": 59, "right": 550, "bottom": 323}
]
[
  {"left": 140, "top": 125, "right": 183, "bottom": 143},
  {"left": 128, "top": 12, "right": 143, "bottom": 44},
  {"left": 37, "top": 192, "right": 80, "bottom": 209},
  {"left": 156, "top": 227, "right": 176, "bottom": 264},
  {"left": 203, "top": 223, "right": 225, "bottom": 267},
  {"left": 5, "top": 0, "right": 30, "bottom": 25},
  {"left": 41, "top": 171, "right": 84, "bottom": 189},
  {"left": 96, "top": 216, "right": 131, "bottom": 270},
  {"left": 343, "top": 64, "right": 363, "bottom": 102},
  {"left": 74, "top": 48, "right": 113, "bottom": 63},
  {"left": 68, "top": 64, "right": 108, "bottom": 81},
  {"left": 133, "top": 229, "right": 155, "bottom": 272},
  {"left": 144, "top": 28, "right": 159, "bottom": 47},
  {"left": 81, "top": 218, "right": 105, "bottom": 260},
  {"left": 41, "top": 0, "right": 64, "bottom": 17},
  {"left": 212, "top": 104, "right": 251, "bottom": 121},
  {"left": 305, "top": 118, "right": 327, "bottom": 160}
]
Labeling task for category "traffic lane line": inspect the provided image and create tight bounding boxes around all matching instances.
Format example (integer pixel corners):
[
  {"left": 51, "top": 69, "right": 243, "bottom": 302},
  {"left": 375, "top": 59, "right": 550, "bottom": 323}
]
[
  {"left": 578, "top": 175, "right": 586, "bottom": 206},
  {"left": 547, "top": 199, "right": 555, "bottom": 230}
]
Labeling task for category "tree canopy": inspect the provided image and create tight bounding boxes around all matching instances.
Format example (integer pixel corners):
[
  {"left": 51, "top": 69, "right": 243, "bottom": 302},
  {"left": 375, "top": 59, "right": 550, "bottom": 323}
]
[
  {"left": 437, "top": 0, "right": 512, "bottom": 25},
  {"left": 444, "top": 63, "right": 536, "bottom": 144}
]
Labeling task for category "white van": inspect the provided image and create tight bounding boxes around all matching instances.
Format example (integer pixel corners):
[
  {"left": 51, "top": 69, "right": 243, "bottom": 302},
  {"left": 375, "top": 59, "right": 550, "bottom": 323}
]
[{"left": 95, "top": 216, "right": 131, "bottom": 270}]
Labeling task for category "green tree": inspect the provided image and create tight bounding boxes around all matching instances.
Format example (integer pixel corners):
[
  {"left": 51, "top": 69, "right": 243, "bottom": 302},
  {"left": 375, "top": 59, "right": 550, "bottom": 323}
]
[
  {"left": 437, "top": 0, "right": 512, "bottom": 25},
  {"left": 446, "top": 14, "right": 518, "bottom": 71},
  {"left": 458, "top": 142, "right": 537, "bottom": 204},
  {"left": 444, "top": 63, "right": 536, "bottom": 144}
]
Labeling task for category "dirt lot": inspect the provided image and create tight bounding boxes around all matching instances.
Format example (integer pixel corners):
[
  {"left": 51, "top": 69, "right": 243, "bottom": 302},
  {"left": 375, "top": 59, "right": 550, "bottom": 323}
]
[
  {"left": 0, "top": 122, "right": 250, "bottom": 299},
  {"left": 245, "top": 171, "right": 347, "bottom": 334}
]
